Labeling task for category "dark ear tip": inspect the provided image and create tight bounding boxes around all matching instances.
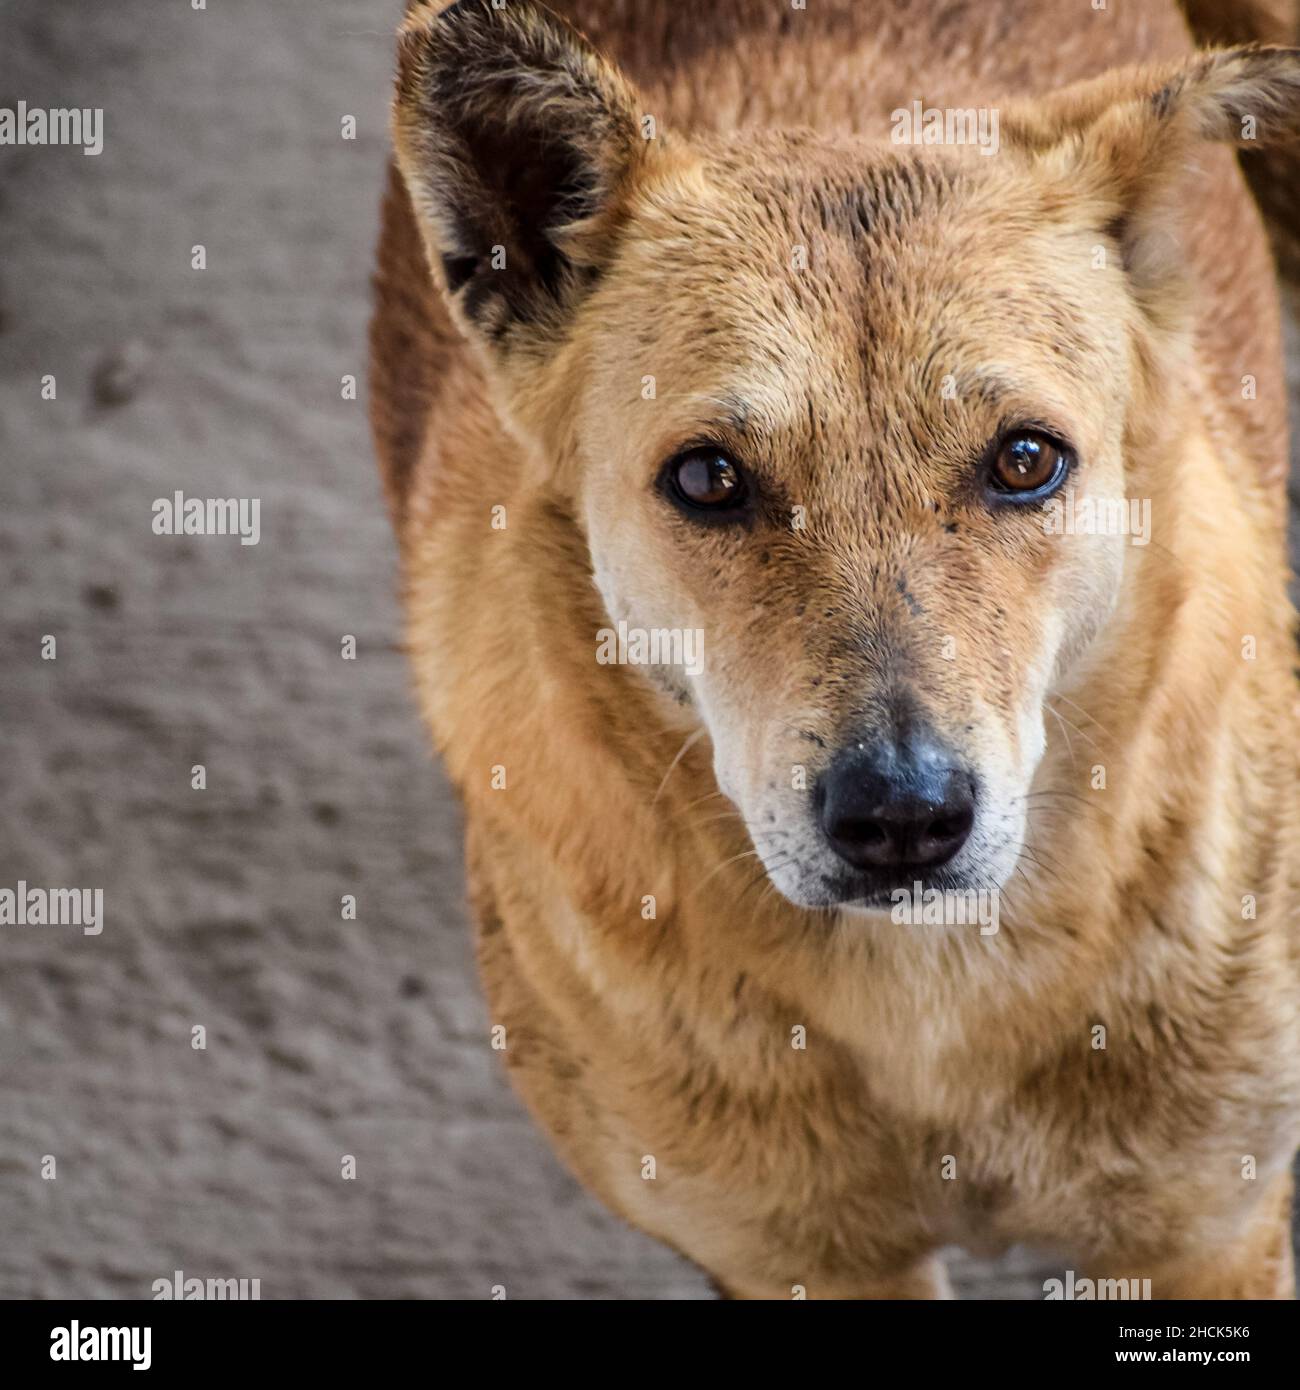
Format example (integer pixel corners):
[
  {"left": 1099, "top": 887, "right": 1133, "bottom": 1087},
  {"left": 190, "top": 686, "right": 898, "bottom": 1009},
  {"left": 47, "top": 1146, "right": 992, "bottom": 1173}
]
[
  {"left": 400, "top": 0, "right": 536, "bottom": 46},
  {"left": 396, "top": 0, "right": 549, "bottom": 92},
  {"left": 396, "top": 1, "right": 471, "bottom": 102},
  {"left": 404, "top": 0, "right": 490, "bottom": 25},
  {"left": 423, "top": 0, "right": 499, "bottom": 29},
  {"left": 397, "top": 0, "right": 482, "bottom": 60}
]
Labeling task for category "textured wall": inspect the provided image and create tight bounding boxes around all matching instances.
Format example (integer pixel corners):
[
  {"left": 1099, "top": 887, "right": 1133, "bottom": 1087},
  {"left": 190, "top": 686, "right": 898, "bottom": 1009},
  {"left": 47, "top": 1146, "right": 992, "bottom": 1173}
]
[{"left": 0, "top": 0, "right": 1294, "bottom": 1301}]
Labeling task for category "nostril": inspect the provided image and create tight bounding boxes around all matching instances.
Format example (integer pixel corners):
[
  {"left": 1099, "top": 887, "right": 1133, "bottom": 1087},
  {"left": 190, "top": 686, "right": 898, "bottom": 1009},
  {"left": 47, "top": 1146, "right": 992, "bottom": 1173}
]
[
  {"left": 926, "top": 809, "right": 973, "bottom": 843},
  {"left": 836, "top": 818, "right": 889, "bottom": 849}
]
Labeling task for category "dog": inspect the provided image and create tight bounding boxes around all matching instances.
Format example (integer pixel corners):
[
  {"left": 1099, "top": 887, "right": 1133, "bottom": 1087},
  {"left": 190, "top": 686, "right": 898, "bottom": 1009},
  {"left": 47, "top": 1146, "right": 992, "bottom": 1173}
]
[{"left": 370, "top": 0, "right": 1300, "bottom": 1298}]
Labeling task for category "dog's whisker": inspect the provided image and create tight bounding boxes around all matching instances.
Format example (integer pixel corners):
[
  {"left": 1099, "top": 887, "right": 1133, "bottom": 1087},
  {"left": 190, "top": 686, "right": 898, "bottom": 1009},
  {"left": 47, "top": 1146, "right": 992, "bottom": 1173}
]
[
  {"left": 1048, "top": 691, "right": 1117, "bottom": 743},
  {"left": 652, "top": 727, "right": 708, "bottom": 806},
  {"left": 1014, "top": 789, "right": 1116, "bottom": 825},
  {"left": 1007, "top": 836, "right": 1068, "bottom": 875},
  {"left": 685, "top": 810, "right": 749, "bottom": 835},
  {"left": 1044, "top": 703, "right": 1079, "bottom": 770},
  {"left": 1046, "top": 700, "right": 1102, "bottom": 754},
  {"left": 1006, "top": 842, "right": 1065, "bottom": 888},
  {"left": 690, "top": 847, "right": 765, "bottom": 900}
]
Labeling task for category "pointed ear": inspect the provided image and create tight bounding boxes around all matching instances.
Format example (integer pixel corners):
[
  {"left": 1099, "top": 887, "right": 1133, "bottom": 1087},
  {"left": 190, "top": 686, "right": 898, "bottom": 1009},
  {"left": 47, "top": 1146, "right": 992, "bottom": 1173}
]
[
  {"left": 392, "top": 0, "right": 658, "bottom": 346},
  {"left": 1005, "top": 46, "right": 1300, "bottom": 291},
  {"left": 1140, "top": 45, "right": 1300, "bottom": 145}
]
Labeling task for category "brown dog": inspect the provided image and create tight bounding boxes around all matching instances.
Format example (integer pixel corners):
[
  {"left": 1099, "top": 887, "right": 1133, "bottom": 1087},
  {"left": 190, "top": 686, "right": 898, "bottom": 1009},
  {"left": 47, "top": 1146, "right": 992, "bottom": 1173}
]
[{"left": 370, "top": 0, "right": 1300, "bottom": 1298}]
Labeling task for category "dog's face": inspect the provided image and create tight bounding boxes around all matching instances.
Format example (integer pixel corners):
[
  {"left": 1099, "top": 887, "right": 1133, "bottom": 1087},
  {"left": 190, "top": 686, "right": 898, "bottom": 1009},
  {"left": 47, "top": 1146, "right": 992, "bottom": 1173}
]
[
  {"left": 394, "top": 1, "right": 1300, "bottom": 909},
  {"left": 573, "top": 142, "right": 1135, "bottom": 907}
]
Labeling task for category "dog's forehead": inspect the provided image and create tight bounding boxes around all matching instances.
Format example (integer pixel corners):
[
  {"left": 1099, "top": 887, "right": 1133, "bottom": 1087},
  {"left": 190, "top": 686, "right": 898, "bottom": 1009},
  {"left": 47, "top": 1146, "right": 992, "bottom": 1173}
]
[
  {"left": 613, "top": 147, "right": 1109, "bottom": 447},
  {"left": 674, "top": 143, "right": 980, "bottom": 270},
  {"left": 636, "top": 138, "right": 1093, "bottom": 328}
]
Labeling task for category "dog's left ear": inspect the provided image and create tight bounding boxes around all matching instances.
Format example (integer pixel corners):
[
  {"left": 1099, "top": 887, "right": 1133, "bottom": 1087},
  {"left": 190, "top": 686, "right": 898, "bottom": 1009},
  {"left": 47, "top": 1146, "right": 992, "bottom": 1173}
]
[
  {"left": 392, "top": 0, "right": 662, "bottom": 351},
  {"left": 1006, "top": 46, "right": 1300, "bottom": 293}
]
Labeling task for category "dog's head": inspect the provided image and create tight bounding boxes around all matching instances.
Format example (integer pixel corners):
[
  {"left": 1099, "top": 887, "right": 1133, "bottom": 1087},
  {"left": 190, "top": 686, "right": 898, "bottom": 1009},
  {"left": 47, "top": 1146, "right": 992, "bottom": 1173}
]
[{"left": 393, "top": 0, "right": 1300, "bottom": 910}]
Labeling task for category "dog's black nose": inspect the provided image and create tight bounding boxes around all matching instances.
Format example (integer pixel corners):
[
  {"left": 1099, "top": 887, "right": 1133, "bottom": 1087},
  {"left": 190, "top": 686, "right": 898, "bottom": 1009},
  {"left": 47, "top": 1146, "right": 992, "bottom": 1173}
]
[{"left": 816, "top": 737, "right": 976, "bottom": 872}]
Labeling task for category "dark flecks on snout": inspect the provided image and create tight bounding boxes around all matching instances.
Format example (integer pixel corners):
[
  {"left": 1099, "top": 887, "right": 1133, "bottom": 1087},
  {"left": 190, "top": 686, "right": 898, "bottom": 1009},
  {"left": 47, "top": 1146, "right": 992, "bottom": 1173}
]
[{"left": 815, "top": 732, "right": 976, "bottom": 872}]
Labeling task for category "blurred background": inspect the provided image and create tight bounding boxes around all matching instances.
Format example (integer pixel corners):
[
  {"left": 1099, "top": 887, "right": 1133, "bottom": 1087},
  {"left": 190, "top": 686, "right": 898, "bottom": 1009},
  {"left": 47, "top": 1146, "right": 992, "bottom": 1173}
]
[{"left": 0, "top": 0, "right": 1296, "bottom": 1299}]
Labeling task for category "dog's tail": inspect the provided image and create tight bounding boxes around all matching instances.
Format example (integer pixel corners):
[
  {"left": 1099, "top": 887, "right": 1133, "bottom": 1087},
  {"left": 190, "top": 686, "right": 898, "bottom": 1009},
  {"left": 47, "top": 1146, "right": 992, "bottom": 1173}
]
[{"left": 1182, "top": 0, "right": 1300, "bottom": 286}]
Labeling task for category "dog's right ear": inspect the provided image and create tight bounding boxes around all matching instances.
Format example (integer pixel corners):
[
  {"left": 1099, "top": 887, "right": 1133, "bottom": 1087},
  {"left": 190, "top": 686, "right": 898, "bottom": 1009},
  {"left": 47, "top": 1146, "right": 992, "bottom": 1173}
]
[
  {"left": 1003, "top": 46, "right": 1300, "bottom": 307},
  {"left": 393, "top": 0, "right": 658, "bottom": 350}
]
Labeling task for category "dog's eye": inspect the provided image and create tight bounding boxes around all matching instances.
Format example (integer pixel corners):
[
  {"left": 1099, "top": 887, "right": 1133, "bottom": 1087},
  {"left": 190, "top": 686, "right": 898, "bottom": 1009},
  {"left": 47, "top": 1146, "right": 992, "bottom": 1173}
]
[
  {"left": 989, "top": 431, "right": 1068, "bottom": 496},
  {"left": 663, "top": 448, "right": 749, "bottom": 515}
]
